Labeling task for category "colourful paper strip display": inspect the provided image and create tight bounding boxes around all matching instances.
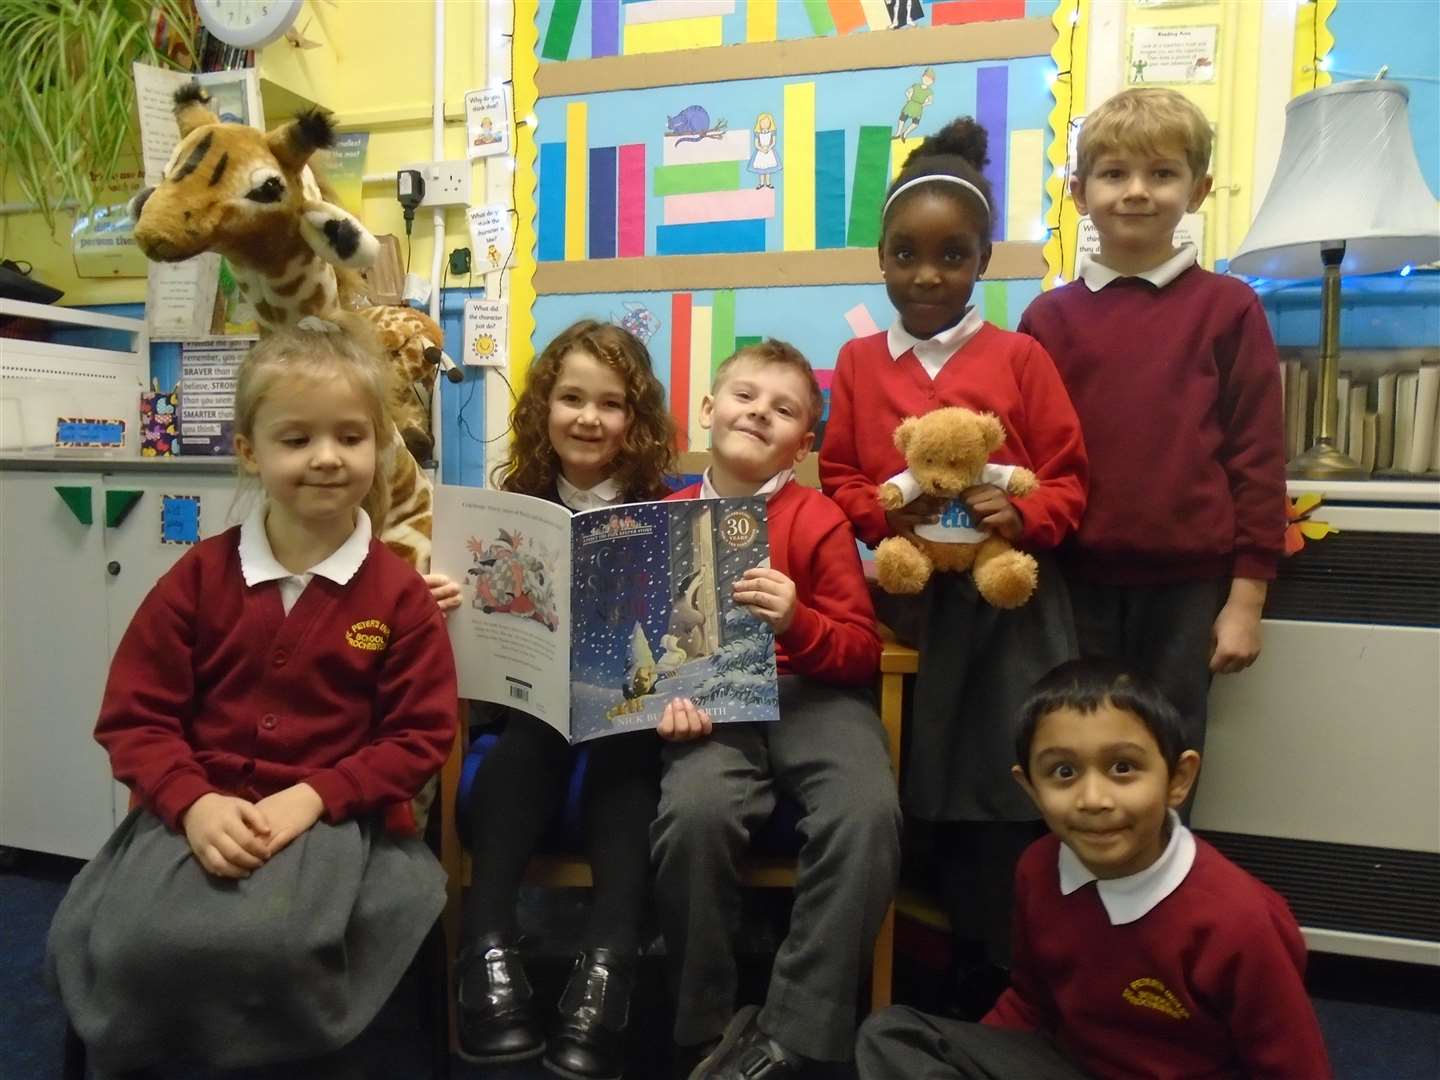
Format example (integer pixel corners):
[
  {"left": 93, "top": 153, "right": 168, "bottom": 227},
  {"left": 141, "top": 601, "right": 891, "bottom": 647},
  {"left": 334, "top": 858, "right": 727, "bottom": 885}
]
[
  {"left": 565, "top": 102, "right": 588, "bottom": 260},
  {"left": 892, "top": 137, "right": 922, "bottom": 179},
  {"left": 589, "top": 146, "right": 618, "bottom": 259},
  {"left": 802, "top": 0, "right": 837, "bottom": 36},
  {"left": 858, "top": 0, "right": 890, "bottom": 31},
  {"left": 623, "top": 15, "right": 723, "bottom": 55},
  {"left": 663, "top": 187, "right": 776, "bottom": 226},
  {"left": 847, "top": 125, "right": 892, "bottom": 248},
  {"left": 828, "top": 0, "right": 866, "bottom": 35},
  {"left": 591, "top": 0, "right": 620, "bottom": 58},
  {"left": 711, "top": 290, "right": 736, "bottom": 374},
  {"left": 662, "top": 131, "right": 752, "bottom": 167},
  {"left": 653, "top": 161, "right": 742, "bottom": 196},
  {"left": 1007, "top": 129, "right": 1045, "bottom": 246},
  {"left": 746, "top": 0, "right": 777, "bottom": 42},
  {"left": 976, "top": 66, "right": 1009, "bottom": 240},
  {"left": 670, "top": 293, "right": 692, "bottom": 450},
  {"left": 541, "top": 0, "right": 581, "bottom": 61},
  {"left": 931, "top": 0, "right": 1026, "bottom": 26},
  {"left": 783, "top": 82, "right": 816, "bottom": 251},
  {"left": 689, "top": 305, "right": 712, "bottom": 450},
  {"left": 624, "top": 0, "right": 734, "bottom": 25},
  {"left": 983, "top": 281, "right": 1009, "bottom": 329},
  {"left": 815, "top": 129, "right": 847, "bottom": 249},
  {"left": 656, "top": 219, "right": 767, "bottom": 256},
  {"left": 617, "top": 144, "right": 646, "bottom": 257},
  {"left": 537, "top": 142, "right": 566, "bottom": 261}
]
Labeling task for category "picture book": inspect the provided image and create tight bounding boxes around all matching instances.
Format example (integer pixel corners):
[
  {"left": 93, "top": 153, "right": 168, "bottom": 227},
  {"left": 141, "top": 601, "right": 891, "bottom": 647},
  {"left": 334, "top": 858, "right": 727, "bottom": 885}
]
[{"left": 433, "top": 485, "right": 780, "bottom": 743}]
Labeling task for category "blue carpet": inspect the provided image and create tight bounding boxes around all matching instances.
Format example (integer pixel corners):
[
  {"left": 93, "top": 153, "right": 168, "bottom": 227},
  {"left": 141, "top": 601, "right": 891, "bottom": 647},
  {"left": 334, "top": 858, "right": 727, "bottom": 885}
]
[{"left": 4, "top": 852, "right": 1437, "bottom": 1079}]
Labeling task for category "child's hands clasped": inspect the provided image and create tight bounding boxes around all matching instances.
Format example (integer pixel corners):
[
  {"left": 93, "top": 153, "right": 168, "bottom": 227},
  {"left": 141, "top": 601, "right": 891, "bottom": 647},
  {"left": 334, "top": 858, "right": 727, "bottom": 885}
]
[
  {"left": 424, "top": 573, "right": 463, "bottom": 614},
  {"left": 182, "top": 793, "right": 272, "bottom": 879},
  {"left": 254, "top": 783, "right": 325, "bottom": 858},
  {"left": 658, "top": 697, "right": 713, "bottom": 742},
  {"left": 961, "top": 484, "right": 1024, "bottom": 542},
  {"left": 733, "top": 566, "right": 799, "bottom": 634}
]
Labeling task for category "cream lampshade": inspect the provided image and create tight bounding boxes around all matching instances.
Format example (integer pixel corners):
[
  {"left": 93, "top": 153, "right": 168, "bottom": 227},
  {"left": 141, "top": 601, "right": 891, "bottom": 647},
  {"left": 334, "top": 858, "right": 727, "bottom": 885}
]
[{"left": 1232, "top": 80, "right": 1440, "bottom": 478}]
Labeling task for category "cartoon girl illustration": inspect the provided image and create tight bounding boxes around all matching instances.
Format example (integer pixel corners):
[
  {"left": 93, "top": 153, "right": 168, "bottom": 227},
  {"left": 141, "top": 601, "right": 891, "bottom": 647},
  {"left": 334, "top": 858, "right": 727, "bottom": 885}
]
[
  {"left": 896, "top": 68, "right": 937, "bottom": 140},
  {"left": 748, "top": 113, "right": 781, "bottom": 190}
]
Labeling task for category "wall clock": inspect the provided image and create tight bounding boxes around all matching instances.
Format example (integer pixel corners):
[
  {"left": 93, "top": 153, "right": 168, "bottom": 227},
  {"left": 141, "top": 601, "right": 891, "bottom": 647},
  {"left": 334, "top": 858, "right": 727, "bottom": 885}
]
[{"left": 196, "top": 0, "right": 304, "bottom": 50}]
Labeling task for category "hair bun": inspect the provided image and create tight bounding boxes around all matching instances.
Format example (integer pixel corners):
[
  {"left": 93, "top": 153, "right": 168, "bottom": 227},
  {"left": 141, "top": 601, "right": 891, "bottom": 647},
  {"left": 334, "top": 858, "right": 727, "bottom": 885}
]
[{"left": 918, "top": 117, "right": 990, "bottom": 170}]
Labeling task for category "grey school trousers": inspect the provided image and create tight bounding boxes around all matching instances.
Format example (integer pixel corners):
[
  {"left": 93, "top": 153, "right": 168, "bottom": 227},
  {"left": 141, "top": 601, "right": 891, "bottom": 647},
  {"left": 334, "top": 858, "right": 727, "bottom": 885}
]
[
  {"left": 856, "top": 1007, "right": 1092, "bottom": 1079},
  {"left": 651, "top": 675, "right": 902, "bottom": 1061}
]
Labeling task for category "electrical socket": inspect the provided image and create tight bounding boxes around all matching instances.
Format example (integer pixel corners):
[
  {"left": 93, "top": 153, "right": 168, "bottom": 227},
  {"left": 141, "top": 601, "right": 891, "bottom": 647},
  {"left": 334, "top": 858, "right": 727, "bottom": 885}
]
[{"left": 401, "top": 161, "right": 471, "bottom": 208}]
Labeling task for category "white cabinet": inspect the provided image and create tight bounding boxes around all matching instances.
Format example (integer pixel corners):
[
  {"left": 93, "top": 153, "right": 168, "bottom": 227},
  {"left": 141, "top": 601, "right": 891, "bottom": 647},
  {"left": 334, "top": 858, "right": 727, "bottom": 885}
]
[{"left": 0, "top": 463, "right": 241, "bottom": 859}]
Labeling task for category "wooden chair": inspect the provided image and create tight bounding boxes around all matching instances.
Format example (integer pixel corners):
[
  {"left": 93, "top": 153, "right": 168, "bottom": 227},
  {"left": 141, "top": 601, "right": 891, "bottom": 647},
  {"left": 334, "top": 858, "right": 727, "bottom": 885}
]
[{"left": 436, "top": 630, "right": 917, "bottom": 1043}]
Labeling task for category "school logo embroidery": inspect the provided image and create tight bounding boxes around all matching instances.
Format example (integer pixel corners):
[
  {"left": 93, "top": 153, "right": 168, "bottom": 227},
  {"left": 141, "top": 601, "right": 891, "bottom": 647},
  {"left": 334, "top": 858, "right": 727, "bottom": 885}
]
[
  {"left": 1122, "top": 978, "right": 1191, "bottom": 1021},
  {"left": 346, "top": 619, "right": 391, "bottom": 652}
]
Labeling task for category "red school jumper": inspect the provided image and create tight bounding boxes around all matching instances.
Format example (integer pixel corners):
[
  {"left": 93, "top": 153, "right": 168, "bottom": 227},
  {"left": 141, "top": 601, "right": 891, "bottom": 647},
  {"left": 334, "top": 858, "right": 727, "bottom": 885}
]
[
  {"left": 1017, "top": 268, "right": 1285, "bottom": 584},
  {"left": 986, "top": 834, "right": 1333, "bottom": 1079},
  {"left": 819, "top": 324, "right": 1088, "bottom": 551},
  {"left": 95, "top": 527, "right": 458, "bottom": 835},
  {"left": 667, "top": 480, "right": 881, "bottom": 686}
]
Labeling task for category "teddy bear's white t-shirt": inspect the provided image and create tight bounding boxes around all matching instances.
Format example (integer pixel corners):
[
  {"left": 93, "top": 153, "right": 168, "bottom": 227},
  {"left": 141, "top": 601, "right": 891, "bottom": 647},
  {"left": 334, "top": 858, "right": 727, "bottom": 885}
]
[{"left": 885, "top": 463, "right": 1018, "bottom": 543}]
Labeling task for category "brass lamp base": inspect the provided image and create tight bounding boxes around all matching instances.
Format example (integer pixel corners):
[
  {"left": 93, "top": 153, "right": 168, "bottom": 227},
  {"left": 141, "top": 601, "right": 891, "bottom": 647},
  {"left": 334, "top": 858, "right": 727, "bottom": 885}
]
[{"left": 1287, "top": 440, "right": 1371, "bottom": 480}]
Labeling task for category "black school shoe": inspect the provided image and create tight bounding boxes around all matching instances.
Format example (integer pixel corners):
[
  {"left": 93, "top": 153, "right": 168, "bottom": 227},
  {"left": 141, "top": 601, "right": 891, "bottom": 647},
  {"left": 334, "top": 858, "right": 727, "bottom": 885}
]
[
  {"left": 544, "top": 947, "right": 635, "bottom": 1080},
  {"left": 455, "top": 932, "right": 546, "bottom": 1064},
  {"left": 687, "top": 1005, "right": 806, "bottom": 1080}
]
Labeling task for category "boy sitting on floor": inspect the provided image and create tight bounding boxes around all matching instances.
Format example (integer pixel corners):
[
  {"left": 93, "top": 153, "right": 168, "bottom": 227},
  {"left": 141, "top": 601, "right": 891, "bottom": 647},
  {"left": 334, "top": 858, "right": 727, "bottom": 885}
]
[{"left": 857, "top": 658, "right": 1332, "bottom": 1080}]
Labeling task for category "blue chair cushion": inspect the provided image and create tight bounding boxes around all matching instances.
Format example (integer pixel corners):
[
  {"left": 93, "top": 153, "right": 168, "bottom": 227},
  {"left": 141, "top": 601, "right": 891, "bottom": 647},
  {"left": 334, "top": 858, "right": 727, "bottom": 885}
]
[{"left": 457, "top": 733, "right": 804, "bottom": 858}]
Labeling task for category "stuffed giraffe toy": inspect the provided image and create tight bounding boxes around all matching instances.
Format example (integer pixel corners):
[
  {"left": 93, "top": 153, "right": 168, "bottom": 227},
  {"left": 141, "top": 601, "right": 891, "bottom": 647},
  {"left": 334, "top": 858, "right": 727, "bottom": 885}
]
[{"left": 130, "top": 84, "right": 447, "bottom": 569}]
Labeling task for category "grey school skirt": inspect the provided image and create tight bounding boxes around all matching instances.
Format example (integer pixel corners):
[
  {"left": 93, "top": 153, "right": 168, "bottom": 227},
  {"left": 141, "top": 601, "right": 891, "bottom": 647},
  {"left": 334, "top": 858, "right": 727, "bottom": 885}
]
[
  {"left": 46, "top": 807, "right": 446, "bottom": 1072},
  {"left": 874, "top": 551, "right": 1078, "bottom": 823}
]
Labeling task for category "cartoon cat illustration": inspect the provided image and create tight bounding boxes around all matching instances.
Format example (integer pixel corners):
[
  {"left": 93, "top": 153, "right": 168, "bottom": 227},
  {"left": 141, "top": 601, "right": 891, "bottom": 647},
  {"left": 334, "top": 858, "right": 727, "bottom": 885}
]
[{"left": 666, "top": 105, "right": 728, "bottom": 145}]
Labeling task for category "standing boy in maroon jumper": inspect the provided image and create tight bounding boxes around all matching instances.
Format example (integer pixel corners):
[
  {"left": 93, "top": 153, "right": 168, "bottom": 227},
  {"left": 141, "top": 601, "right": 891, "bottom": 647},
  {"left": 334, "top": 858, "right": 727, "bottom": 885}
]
[{"left": 1016, "top": 88, "right": 1286, "bottom": 773}]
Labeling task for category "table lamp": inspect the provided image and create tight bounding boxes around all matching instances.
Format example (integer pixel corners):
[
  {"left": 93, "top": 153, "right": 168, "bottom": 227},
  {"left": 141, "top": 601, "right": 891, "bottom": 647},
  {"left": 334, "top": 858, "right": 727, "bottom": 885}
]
[{"left": 1231, "top": 80, "right": 1440, "bottom": 479}]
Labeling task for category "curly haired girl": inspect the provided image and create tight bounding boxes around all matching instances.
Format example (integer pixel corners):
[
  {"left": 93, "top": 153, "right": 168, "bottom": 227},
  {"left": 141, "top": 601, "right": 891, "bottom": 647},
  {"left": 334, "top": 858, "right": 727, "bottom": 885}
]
[{"left": 458, "top": 319, "right": 676, "bottom": 1079}]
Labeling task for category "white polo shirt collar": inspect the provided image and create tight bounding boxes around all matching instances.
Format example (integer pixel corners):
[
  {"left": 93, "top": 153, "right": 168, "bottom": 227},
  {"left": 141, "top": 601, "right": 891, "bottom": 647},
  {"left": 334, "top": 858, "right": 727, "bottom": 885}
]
[
  {"left": 1058, "top": 809, "right": 1197, "bottom": 925},
  {"left": 699, "top": 468, "right": 793, "bottom": 501},
  {"left": 557, "top": 473, "right": 624, "bottom": 513},
  {"left": 239, "top": 501, "right": 371, "bottom": 613},
  {"left": 887, "top": 306, "right": 985, "bottom": 380},
  {"left": 1077, "top": 244, "right": 1197, "bottom": 292}
]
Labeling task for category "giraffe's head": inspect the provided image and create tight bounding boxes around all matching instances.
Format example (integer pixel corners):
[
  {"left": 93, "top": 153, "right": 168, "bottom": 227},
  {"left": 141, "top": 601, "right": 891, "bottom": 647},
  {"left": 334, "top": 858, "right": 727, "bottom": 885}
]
[{"left": 131, "top": 84, "right": 378, "bottom": 279}]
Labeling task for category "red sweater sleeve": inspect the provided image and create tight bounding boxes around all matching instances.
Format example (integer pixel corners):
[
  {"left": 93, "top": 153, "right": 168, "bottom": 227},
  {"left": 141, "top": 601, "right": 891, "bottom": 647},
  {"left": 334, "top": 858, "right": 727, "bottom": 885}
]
[
  {"left": 1205, "top": 895, "right": 1333, "bottom": 1079},
  {"left": 818, "top": 340, "right": 890, "bottom": 547},
  {"left": 1216, "top": 294, "right": 1286, "bottom": 581},
  {"left": 777, "top": 513, "right": 881, "bottom": 685},
  {"left": 304, "top": 585, "right": 458, "bottom": 826},
  {"left": 95, "top": 553, "right": 219, "bottom": 830},
  {"left": 1011, "top": 338, "right": 1089, "bottom": 550}
]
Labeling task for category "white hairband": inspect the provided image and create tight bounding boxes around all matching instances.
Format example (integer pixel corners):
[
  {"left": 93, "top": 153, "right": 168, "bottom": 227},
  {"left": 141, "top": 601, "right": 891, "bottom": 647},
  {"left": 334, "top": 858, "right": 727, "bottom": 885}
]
[{"left": 883, "top": 174, "right": 990, "bottom": 216}]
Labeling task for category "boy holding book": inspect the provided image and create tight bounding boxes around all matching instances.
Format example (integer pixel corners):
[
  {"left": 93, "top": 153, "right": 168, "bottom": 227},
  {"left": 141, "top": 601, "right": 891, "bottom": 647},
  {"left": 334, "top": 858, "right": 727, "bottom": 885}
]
[{"left": 654, "top": 340, "right": 900, "bottom": 1080}]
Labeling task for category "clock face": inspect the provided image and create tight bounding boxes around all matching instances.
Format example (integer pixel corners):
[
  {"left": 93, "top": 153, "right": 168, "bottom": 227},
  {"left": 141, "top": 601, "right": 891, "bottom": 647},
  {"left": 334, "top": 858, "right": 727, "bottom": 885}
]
[{"left": 196, "top": 0, "right": 304, "bottom": 49}]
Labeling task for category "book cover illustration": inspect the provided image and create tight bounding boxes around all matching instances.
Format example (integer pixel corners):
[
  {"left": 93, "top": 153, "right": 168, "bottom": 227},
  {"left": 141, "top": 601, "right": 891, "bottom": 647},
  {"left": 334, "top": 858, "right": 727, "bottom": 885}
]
[
  {"left": 465, "top": 527, "right": 560, "bottom": 632},
  {"left": 434, "top": 486, "right": 778, "bottom": 743},
  {"left": 569, "top": 498, "right": 779, "bottom": 742}
]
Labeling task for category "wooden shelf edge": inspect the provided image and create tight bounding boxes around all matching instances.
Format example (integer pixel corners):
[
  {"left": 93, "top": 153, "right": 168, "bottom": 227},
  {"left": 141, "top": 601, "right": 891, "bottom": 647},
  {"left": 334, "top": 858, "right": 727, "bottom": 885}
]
[
  {"left": 537, "top": 18, "right": 1057, "bottom": 98},
  {"left": 535, "top": 243, "right": 1045, "bottom": 295}
]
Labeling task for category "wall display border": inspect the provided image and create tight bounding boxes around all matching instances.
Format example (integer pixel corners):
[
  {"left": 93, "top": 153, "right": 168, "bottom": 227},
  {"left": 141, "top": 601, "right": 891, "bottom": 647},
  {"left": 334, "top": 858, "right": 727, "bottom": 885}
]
[
  {"left": 533, "top": 243, "right": 1046, "bottom": 295},
  {"left": 535, "top": 17, "right": 1056, "bottom": 98},
  {"left": 1042, "top": 0, "right": 1085, "bottom": 289}
]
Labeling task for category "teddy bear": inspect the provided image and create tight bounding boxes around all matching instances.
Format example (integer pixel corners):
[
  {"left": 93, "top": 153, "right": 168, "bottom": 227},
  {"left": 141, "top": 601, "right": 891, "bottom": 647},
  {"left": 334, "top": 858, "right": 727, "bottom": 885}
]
[{"left": 874, "top": 406, "right": 1040, "bottom": 609}]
